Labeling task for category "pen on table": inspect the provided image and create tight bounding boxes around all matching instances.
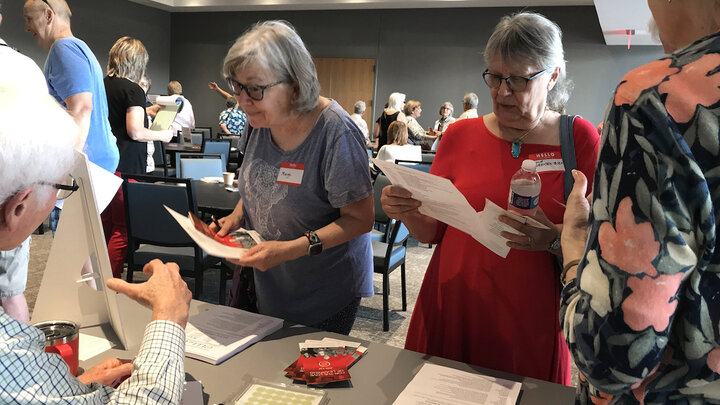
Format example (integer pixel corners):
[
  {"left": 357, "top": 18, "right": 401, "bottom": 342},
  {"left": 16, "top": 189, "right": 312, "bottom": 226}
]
[{"left": 211, "top": 215, "right": 222, "bottom": 230}]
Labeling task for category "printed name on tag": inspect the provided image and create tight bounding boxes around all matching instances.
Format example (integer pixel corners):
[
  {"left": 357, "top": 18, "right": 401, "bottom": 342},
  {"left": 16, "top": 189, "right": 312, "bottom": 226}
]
[
  {"left": 277, "top": 162, "right": 305, "bottom": 186},
  {"left": 530, "top": 152, "right": 565, "bottom": 173}
]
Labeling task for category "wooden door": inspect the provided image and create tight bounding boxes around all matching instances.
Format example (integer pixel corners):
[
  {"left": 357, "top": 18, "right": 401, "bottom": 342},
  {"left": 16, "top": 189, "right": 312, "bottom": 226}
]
[{"left": 313, "top": 58, "right": 375, "bottom": 132}]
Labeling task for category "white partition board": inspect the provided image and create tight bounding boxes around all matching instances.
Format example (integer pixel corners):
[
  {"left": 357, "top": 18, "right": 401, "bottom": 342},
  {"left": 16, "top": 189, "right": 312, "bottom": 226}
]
[{"left": 31, "top": 152, "right": 146, "bottom": 350}]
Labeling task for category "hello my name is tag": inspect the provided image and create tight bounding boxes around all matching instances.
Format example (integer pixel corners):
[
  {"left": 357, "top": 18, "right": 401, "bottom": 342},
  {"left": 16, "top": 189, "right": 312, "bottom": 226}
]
[
  {"left": 530, "top": 152, "right": 565, "bottom": 173},
  {"left": 277, "top": 162, "right": 304, "bottom": 186}
]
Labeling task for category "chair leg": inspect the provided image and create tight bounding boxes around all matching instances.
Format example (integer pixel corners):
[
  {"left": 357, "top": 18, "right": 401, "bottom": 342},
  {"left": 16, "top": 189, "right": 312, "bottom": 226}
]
[
  {"left": 401, "top": 263, "right": 407, "bottom": 312},
  {"left": 195, "top": 270, "right": 203, "bottom": 300},
  {"left": 125, "top": 265, "right": 134, "bottom": 283},
  {"left": 383, "top": 271, "right": 390, "bottom": 331}
]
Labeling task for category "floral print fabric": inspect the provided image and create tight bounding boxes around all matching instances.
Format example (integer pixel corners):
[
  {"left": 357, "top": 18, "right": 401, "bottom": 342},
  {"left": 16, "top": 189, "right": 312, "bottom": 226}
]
[
  {"left": 219, "top": 107, "right": 247, "bottom": 135},
  {"left": 560, "top": 32, "right": 720, "bottom": 404}
]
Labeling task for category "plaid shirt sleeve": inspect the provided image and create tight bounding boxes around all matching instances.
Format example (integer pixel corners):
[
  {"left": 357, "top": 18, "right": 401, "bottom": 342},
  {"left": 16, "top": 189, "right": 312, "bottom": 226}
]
[{"left": 0, "top": 313, "right": 185, "bottom": 405}]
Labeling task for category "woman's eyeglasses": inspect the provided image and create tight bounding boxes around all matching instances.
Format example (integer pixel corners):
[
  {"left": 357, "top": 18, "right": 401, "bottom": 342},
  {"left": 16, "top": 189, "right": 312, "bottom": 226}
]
[
  {"left": 482, "top": 69, "right": 548, "bottom": 92},
  {"left": 226, "top": 78, "right": 284, "bottom": 101}
]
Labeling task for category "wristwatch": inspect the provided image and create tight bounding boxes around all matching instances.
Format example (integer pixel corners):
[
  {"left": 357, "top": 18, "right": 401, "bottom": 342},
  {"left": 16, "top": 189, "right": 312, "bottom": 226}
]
[
  {"left": 304, "top": 230, "right": 323, "bottom": 256},
  {"left": 549, "top": 236, "right": 561, "bottom": 251}
]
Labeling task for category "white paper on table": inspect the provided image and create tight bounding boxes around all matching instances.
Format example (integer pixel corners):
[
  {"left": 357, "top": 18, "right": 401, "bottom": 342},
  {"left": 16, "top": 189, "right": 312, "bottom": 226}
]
[
  {"left": 165, "top": 206, "right": 260, "bottom": 259},
  {"left": 78, "top": 333, "right": 114, "bottom": 361},
  {"left": 87, "top": 161, "right": 122, "bottom": 213},
  {"left": 393, "top": 363, "right": 522, "bottom": 405},
  {"left": 372, "top": 158, "right": 480, "bottom": 237}
]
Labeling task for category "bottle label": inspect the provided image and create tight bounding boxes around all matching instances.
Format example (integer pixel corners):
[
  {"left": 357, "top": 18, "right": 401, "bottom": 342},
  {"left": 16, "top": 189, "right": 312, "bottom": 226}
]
[{"left": 509, "top": 192, "right": 539, "bottom": 210}]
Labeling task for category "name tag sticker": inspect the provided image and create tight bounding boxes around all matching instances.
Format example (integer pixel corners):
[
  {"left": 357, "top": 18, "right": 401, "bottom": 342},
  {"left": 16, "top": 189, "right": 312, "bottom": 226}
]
[
  {"left": 530, "top": 153, "right": 565, "bottom": 173},
  {"left": 277, "top": 162, "right": 304, "bottom": 186}
]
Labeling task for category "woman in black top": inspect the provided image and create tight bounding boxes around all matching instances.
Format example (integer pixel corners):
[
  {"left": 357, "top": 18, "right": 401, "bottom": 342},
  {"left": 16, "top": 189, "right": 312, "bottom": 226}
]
[
  {"left": 372, "top": 92, "right": 406, "bottom": 149},
  {"left": 104, "top": 36, "right": 172, "bottom": 175}
]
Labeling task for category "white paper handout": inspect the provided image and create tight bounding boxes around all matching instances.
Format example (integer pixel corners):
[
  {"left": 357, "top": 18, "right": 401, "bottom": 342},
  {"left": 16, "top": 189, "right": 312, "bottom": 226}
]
[
  {"left": 373, "top": 159, "right": 551, "bottom": 258},
  {"left": 165, "top": 205, "right": 263, "bottom": 259},
  {"left": 393, "top": 363, "right": 521, "bottom": 405},
  {"left": 185, "top": 305, "right": 283, "bottom": 365},
  {"left": 78, "top": 333, "right": 114, "bottom": 361}
]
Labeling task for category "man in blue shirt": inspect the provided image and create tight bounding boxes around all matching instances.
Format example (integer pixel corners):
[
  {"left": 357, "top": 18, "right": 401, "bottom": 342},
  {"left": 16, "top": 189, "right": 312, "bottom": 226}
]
[{"left": 23, "top": 0, "right": 119, "bottom": 232}]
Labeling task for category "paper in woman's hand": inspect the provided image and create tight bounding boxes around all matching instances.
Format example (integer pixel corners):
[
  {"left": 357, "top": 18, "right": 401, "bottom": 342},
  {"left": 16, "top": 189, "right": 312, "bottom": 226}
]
[{"left": 165, "top": 205, "right": 263, "bottom": 258}]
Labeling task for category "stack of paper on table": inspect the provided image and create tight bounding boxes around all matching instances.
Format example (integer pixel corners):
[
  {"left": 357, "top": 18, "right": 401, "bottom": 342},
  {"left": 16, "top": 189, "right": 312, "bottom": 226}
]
[
  {"left": 393, "top": 363, "right": 521, "bottom": 405},
  {"left": 371, "top": 158, "right": 549, "bottom": 258},
  {"left": 185, "top": 305, "right": 283, "bottom": 365}
]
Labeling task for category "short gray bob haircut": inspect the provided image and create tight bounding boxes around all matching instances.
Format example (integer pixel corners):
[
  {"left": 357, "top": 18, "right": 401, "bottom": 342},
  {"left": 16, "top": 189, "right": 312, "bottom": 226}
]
[
  {"left": 484, "top": 12, "right": 572, "bottom": 113},
  {"left": 223, "top": 20, "right": 319, "bottom": 114},
  {"left": 353, "top": 100, "right": 366, "bottom": 114},
  {"left": 463, "top": 92, "right": 478, "bottom": 109},
  {"left": 440, "top": 101, "right": 454, "bottom": 115},
  {"left": 388, "top": 92, "right": 406, "bottom": 111}
]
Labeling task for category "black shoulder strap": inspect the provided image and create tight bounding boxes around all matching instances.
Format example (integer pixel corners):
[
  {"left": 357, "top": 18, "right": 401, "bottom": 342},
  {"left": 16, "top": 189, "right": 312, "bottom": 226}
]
[{"left": 559, "top": 114, "right": 577, "bottom": 202}]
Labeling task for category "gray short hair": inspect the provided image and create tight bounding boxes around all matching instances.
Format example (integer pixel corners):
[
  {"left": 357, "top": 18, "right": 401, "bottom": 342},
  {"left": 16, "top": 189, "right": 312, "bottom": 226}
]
[
  {"left": 0, "top": 89, "right": 78, "bottom": 205},
  {"left": 223, "top": 20, "right": 319, "bottom": 114},
  {"left": 388, "top": 92, "right": 406, "bottom": 111},
  {"left": 440, "top": 101, "right": 454, "bottom": 115},
  {"left": 353, "top": 100, "right": 366, "bottom": 114},
  {"left": 484, "top": 12, "right": 572, "bottom": 113},
  {"left": 107, "top": 36, "right": 148, "bottom": 84},
  {"left": 463, "top": 92, "right": 478, "bottom": 109}
]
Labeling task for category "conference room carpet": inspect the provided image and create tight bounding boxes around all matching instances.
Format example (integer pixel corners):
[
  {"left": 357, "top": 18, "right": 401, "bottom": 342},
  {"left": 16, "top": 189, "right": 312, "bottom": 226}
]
[{"left": 25, "top": 227, "right": 578, "bottom": 387}]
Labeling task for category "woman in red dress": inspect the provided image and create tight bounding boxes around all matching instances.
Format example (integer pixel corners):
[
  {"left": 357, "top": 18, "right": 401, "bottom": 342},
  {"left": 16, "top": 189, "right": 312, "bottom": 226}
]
[{"left": 381, "top": 12, "right": 600, "bottom": 385}]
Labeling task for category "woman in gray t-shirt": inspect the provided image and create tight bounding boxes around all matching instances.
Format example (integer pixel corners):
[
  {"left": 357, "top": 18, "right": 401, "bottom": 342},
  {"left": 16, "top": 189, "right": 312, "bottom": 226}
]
[{"left": 212, "top": 21, "right": 374, "bottom": 334}]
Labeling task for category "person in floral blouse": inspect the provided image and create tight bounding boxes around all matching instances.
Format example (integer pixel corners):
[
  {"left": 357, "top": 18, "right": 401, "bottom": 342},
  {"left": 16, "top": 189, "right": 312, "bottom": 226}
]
[
  {"left": 560, "top": 0, "right": 720, "bottom": 403},
  {"left": 219, "top": 96, "right": 247, "bottom": 135}
]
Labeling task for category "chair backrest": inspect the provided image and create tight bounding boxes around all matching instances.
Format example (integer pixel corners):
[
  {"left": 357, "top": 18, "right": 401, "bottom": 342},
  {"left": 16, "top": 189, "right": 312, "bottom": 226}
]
[
  {"left": 190, "top": 132, "right": 203, "bottom": 145},
  {"left": 421, "top": 153, "right": 435, "bottom": 164},
  {"left": 373, "top": 173, "right": 392, "bottom": 224},
  {"left": 379, "top": 220, "right": 410, "bottom": 269},
  {"left": 395, "top": 159, "right": 432, "bottom": 174},
  {"left": 179, "top": 155, "right": 224, "bottom": 180},
  {"left": 194, "top": 126, "right": 213, "bottom": 140},
  {"left": 122, "top": 174, "right": 198, "bottom": 246},
  {"left": 175, "top": 153, "right": 221, "bottom": 178},
  {"left": 202, "top": 139, "right": 231, "bottom": 170}
]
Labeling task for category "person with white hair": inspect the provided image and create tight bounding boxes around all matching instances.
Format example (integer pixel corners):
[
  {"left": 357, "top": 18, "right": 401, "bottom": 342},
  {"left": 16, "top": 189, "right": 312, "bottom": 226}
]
[
  {"left": 349, "top": 100, "right": 369, "bottom": 144},
  {"left": 456, "top": 92, "right": 479, "bottom": 120},
  {"left": 0, "top": 61, "right": 191, "bottom": 404},
  {"left": 167, "top": 80, "right": 196, "bottom": 137},
  {"left": 22, "top": 0, "right": 119, "bottom": 233},
  {"left": 212, "top": 20, "right": 373, "bottom": 335},
  {"left": 372, "top": 92, "right": 406, "bottom": 149},
  {"left": 429, "top": 101, "right": 456, "bottom": 151},
  {"left": 381, "top": 11, "right": 600, "bottom": 385},
  {"left": 0, "top": 0, "right": 46, "bottom": 323}
]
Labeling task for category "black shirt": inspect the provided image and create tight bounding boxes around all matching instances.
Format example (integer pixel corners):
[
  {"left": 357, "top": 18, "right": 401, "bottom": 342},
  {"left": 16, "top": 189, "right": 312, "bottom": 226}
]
[
  {"left": 376, "top": 111, "right": 400, "bottom": 149},
  {"left": 104, "top": 75, "right": 148, "bottom": 174}
]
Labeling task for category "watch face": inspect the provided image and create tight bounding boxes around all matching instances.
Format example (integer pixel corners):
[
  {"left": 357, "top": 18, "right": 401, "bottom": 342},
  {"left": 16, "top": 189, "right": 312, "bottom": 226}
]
[{"left": 308, "top": 242, "right": 323, "bottom": 256}]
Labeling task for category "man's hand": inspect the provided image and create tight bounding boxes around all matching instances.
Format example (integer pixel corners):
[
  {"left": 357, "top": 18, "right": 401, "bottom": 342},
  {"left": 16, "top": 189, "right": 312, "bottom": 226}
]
[
  {"left": 77, "top": 357, "right": 132, "bottom": 386},
  {"left": 106, "top": 260, "right": 191, "bottom": 328}
]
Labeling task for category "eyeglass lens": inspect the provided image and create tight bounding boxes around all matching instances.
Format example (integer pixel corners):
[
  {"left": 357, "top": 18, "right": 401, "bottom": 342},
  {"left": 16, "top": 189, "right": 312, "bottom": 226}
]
[
  {"left": 227, "top": 79, "right": 265, "bottom": 101},
  {"left": 484, "top": 74, "right": 529, "bottom": 92},
  {"left": 55, "top": 176, "right": 77, "bottom": 200}
]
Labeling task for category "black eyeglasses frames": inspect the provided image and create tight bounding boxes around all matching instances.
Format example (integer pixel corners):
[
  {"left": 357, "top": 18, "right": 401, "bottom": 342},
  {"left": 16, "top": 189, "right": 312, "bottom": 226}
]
[
  {"left": 482, "top": 69, "right": 548, "bottom": 92},
  {"left": 226, "top": 78, "right": 284, "bottom": 101}
]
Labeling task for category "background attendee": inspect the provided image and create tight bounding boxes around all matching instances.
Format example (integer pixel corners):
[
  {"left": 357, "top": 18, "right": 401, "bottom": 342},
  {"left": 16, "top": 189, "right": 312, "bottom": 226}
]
[
  {"left": 208, "top": 80, "right": 233, "bottom": 100},
  {"left": 104, "top": 36, "right": 172, "bottom": 278},
  {"left": 0, "top": 3, "right": 44, "bottom": 322},
  {"left": 213, "top": 20, "right": 373, "bottom": 335},
  {"left": 167, "top": 80, "right": 195, "bottom": 137},
  {"left": 403, "top": 100, "right": 437, "bottom": 149},
  {"left": 219, "top": 96, "right": 247, "bottom": 135},
  {"left": 430, "top": 101, "right": 456, "bottom": 151},
  {"left": 22, "top": 0, "right": 119, "bottom": 233},
  {"left": 456, "top": 92, "right": 479, "bottom": 120},
  {"left": 0, "top": 64, "right": 191, "bottom": 404},
  {"left": 137, "top": 75, "right": 156, "bottom": 173},
  {"left": 560, "top": 1, "right": 720, "bottom": 402},
  {"left": 381, "top": 12, "right": 600, "bottom": 385},
  {"left": 376, "top": 120, "right": 421, "bottom": 163},
  {"left": 349, "top": 100, "right": 370, "bottom": 145},
  {"left": 372, "top": 92, "right": 406, "bottom": 149}
]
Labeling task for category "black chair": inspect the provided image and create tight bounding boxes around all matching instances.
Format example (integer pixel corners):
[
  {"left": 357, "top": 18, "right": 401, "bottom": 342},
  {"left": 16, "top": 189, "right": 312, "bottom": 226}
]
[
  {"left": 194, "top": 126, "right": 213, "bottom": 140},
  {"left": 151, "top": 141, "right": 176, "bottom": 177},
  {"left": 122, "top": 174, "right": 221, "bottom": 299},
  {"left": 371, "top": 173, "right": 409, "bottom": 331}
]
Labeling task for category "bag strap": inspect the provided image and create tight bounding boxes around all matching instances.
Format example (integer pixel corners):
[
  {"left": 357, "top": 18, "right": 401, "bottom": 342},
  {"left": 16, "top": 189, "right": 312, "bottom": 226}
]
[{"left": 559, "top": 114, "right": 577, "bottom": 202}]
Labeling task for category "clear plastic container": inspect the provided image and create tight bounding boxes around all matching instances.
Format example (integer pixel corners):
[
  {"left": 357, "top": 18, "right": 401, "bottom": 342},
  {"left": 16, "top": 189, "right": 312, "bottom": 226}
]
[{"left": 508, "top": 159, "right": 541, "bottom": 216}]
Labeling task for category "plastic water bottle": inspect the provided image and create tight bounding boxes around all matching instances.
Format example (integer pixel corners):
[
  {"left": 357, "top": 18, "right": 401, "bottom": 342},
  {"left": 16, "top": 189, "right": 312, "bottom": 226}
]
[{"left": 508, "top": 159, "right": 541, "bottom": 216}]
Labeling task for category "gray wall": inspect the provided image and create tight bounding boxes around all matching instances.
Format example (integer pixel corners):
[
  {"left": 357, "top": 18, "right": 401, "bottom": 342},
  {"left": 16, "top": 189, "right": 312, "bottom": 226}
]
[
  {"left": 0, "top": 0, "right": 171, "bottom": 95},
  {"left": 170, "top": 6, "right": 664, "bottom": 130}
]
